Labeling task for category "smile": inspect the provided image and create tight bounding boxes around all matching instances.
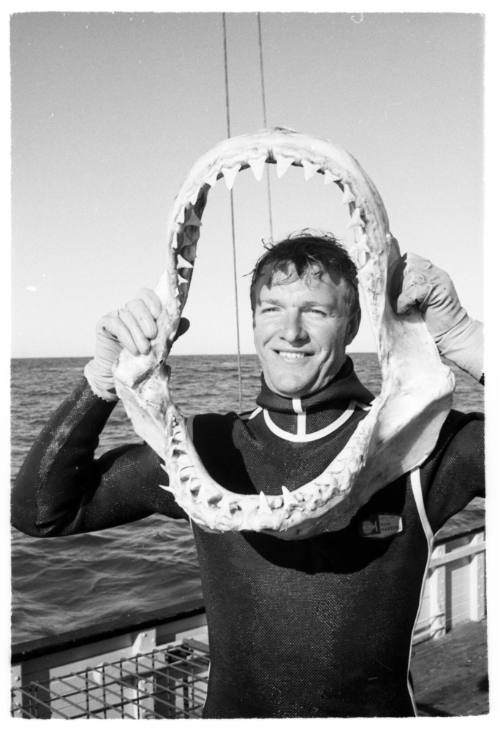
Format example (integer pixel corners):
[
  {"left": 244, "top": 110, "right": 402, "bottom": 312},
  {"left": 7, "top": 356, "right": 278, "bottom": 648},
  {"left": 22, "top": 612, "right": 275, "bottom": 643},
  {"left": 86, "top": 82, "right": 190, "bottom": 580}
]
[{"left": 277, "top": 351, "right": 308, "bottom": 361}]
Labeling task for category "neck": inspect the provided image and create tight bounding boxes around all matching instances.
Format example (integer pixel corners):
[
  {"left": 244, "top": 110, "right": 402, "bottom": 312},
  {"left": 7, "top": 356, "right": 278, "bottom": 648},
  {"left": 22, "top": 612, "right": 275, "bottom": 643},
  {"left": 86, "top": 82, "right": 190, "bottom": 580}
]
[{"left": 254, "top": 357, "right": 373, "bottom": 439}]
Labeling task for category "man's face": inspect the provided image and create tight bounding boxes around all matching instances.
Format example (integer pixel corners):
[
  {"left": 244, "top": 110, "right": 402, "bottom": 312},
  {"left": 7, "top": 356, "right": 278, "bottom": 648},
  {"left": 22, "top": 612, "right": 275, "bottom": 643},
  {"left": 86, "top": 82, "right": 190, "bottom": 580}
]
[{"left": 253, "top": 263, "right": 358, "bottom": 398}]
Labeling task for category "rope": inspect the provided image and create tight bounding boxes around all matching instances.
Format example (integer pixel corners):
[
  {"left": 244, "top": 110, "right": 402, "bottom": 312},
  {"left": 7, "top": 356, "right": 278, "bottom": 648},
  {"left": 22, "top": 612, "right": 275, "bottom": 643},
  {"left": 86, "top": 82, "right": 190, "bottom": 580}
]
[
  {"left": 222, "top": 13, "right": 243, "bottom": 412},
  {"left": 257, "top": 13, "right": 274, "bottom": 241}
]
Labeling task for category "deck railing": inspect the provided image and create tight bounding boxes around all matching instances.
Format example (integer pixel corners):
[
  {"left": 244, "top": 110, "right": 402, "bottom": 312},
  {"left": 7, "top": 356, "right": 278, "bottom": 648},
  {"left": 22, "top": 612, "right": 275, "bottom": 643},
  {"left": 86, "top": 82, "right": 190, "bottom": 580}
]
[{"left": 11, "top": 523, "right": 486, "bottom": 718}]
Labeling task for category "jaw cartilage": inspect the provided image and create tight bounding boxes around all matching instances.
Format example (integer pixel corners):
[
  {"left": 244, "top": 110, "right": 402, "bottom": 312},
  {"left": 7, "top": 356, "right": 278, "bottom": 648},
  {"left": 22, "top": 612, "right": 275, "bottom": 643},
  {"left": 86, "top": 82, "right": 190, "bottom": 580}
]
[{"left": 113, "top": 127, "right": 454, "bottom": 540}]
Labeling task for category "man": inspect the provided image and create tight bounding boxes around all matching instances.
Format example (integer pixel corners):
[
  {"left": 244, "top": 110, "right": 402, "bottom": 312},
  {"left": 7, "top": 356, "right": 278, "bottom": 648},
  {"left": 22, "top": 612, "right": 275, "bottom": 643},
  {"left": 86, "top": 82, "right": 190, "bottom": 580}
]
[{"left": 12, "top": 232, "right": 484, "bottom": 717}]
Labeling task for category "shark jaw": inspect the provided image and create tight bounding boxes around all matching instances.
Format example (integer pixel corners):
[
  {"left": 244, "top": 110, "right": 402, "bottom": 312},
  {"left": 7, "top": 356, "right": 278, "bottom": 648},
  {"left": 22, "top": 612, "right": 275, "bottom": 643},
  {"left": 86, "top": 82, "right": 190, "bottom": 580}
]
[{"left": 113, "top": 127, "right": 454, "bottom": 540}]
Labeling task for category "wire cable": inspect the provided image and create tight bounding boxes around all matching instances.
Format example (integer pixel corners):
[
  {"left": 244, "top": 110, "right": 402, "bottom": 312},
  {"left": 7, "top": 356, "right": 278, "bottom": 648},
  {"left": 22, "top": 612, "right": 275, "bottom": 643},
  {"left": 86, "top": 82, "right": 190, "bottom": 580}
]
[
  {"left": 222, "top": 13, "right": 243, "bottom": 412},
  {"left": 257, "top": 13, "right": 274, "bottom": 241}
]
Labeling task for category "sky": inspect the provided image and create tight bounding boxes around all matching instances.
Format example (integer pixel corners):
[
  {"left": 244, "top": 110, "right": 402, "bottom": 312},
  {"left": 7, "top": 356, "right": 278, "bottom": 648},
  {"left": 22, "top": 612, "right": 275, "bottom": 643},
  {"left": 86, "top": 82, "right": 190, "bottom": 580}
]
[{"left": 11, "top": 10, "right": 484, "bottom": 357}]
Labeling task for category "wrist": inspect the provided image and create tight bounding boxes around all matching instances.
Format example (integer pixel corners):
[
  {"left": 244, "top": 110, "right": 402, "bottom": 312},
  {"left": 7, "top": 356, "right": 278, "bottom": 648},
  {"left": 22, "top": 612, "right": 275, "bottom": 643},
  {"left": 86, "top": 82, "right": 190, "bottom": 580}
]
[
  {"left": 437, "top": 317, "right": 483, "bottom": 382},
  {"left": 84, "top": 358, "right": 119, "bottom": 402}
]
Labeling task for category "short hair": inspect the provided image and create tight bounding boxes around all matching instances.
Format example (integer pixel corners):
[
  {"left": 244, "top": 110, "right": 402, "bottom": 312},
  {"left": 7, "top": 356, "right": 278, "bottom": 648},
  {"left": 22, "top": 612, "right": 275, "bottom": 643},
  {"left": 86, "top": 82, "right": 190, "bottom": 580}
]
[{"left": 249, "top": 230, "right": 361, "bottom": 322}]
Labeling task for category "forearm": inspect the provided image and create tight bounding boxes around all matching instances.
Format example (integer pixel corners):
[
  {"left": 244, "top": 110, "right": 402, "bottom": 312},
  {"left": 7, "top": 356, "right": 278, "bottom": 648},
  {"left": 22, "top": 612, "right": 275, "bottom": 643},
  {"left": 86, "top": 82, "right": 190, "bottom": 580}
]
[{"left": 11, "top": 377, "right": 185, "bottom": 537}]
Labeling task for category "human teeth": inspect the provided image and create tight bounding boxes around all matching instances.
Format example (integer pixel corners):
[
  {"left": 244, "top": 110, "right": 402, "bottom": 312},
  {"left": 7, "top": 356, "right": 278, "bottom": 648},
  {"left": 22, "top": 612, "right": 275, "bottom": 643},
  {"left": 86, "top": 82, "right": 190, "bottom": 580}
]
[
  {"left": 222, "top": 165, "right": 240, "bottom": 190},
  {"left": 249, "top": 155, "right": 267, "bottom": 181},
  {"left": 348, "top": 207, "right": 364, "bottom": 230},
  {"left": 279, "top": 351, "right": 305, "bottom": 360},
  {"left": 178, "top": 274, "right": 189, "bottom": 285},
  {"left": 342, "top": 182, "right": 356, "bottom": 205},
  {"left": 302, "top": 160, "right": 319, "bottom": 180},
  {"left": 276, "top": 155, "right": 293, "bottom": 178}
]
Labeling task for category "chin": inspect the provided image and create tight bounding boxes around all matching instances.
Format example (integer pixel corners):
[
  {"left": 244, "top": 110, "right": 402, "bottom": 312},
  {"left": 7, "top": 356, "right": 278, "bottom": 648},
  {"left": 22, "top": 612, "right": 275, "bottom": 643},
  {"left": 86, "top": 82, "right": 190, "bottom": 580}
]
[{"left": 269, "top": 379, "right": 314, "bottom": 398}]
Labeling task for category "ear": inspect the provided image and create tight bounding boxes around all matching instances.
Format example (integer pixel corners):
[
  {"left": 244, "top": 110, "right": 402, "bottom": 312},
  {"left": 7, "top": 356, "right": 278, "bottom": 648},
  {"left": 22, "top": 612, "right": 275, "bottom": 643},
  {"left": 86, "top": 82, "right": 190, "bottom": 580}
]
[{"left": 345, "top": 310, "right": 361, "bottom": 346}]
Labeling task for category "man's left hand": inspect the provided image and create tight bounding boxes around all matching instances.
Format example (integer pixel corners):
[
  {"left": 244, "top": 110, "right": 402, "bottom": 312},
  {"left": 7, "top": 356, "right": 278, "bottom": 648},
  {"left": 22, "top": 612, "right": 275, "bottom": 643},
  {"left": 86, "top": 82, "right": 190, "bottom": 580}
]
[{"left": 390, "top": 252, "right": 483, "bottom": 381}]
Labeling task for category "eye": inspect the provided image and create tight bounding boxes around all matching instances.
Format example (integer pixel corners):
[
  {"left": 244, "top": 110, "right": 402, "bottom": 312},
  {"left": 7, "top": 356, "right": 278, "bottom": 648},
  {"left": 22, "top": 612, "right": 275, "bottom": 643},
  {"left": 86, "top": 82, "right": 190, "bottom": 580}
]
[
  {"left": 307, "top": 308, "right": 328, "bottom": 317},
  {"left": 260, "top": 305, "right": 279, "bottom": 314}
]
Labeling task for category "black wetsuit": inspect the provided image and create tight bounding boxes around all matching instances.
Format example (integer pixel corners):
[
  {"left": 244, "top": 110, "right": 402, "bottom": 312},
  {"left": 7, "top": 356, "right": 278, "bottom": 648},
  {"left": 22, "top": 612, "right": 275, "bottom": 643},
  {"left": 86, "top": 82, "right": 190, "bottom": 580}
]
[{"left": 11, "top": 358, "right": 484, "bottom": 718}]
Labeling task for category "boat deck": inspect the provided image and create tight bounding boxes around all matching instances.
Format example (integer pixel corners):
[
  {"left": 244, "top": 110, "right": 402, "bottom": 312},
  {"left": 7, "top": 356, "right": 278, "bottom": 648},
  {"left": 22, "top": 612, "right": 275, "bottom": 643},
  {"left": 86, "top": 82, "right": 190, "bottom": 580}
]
[{"left": 412, "top": 619, "right": 488, "bottom": 716}]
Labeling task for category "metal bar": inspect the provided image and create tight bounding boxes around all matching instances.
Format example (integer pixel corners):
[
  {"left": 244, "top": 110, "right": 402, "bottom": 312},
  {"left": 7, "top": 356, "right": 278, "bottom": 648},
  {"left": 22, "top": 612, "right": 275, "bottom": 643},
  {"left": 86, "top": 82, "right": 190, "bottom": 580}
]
[
  {"left": 429, "top": 541, "right": 485, "bottom": 569},
  {"left": 13, "top": 687, "right": 68, "bottom": 719},
  {"left": 136, "top": 653, "right": 208, "bottom": 683},
  {"left": 86, "top": 665, "right": 188, "bottom": 718},
  {"left": 51, "top": 676, "right": 138, "bottom": 719},
  {"left": 36, "top": 677, "right": 93, "bottom": 715}
]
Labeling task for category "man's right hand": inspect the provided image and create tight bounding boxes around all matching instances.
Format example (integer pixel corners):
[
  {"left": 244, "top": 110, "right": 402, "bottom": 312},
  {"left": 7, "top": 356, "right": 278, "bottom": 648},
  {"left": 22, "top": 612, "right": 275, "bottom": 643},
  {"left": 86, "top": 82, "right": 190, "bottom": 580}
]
[{"left": 84, "top": 289, "right": 189, "bottom": 402}]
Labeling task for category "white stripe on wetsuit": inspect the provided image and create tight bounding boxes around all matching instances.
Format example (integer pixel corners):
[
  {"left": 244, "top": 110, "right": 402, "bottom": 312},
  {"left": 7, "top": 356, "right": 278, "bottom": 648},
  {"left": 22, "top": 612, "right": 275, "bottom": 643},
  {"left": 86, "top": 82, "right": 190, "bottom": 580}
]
[
  {"left": 407, "top": 468, "right": 434, "bottom": 716},
  {"left": 262, "top": 400, "right": 359, "bottom": 443}
]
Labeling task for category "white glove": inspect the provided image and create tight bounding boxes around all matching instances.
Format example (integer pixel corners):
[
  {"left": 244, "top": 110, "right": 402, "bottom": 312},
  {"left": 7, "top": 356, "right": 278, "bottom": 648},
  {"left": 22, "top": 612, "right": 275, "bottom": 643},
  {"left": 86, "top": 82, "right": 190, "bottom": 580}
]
[
  {"left": 391, "top": 253, "right": 483, "bottom": 381},
  {"left": 84, "top": 289, "right": 189, "bottom": 402}
]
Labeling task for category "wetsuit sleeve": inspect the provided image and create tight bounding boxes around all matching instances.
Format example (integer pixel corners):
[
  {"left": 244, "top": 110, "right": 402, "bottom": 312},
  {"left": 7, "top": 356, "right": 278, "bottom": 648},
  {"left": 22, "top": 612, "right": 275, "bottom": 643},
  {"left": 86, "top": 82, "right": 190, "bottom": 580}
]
[
  {"left": 421, "top": 411, "right": 484, "bottom": 533},
  {"left": 11, "top": 377, "right": 187, "bottom": 537}
]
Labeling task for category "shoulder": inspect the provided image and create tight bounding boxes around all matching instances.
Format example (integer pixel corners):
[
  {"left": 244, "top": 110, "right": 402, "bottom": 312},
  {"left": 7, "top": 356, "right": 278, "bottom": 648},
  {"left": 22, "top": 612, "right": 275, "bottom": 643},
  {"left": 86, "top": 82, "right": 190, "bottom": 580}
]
[
  {"left": 423, "top": 409, "right": 483, "bottom": 468},
  {"left": 419, "top": 409, "right": 484, "bottom": 533}
]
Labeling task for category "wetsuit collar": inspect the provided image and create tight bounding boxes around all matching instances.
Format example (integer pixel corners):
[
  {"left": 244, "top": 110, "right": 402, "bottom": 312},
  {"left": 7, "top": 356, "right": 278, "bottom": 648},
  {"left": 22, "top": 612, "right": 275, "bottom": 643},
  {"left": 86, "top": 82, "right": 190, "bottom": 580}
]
[{"left": 256, "top": 357, "right": 373, "bottom": 414}]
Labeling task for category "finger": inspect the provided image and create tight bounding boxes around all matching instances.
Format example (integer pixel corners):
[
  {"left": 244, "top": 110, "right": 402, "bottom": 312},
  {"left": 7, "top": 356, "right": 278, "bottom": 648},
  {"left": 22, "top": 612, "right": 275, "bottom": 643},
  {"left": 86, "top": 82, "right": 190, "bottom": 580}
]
[
  {"left": 125, "top": 298, "right": 158, "bottom": 340},
  {"left": 117, "top": 308, "right": 152, "bottom": 355},
  {"left": 136, "top": 288, "right": 162, "bottom": 319},
  {"left": 395, "top": 280, "right": 431, "bottom": 315},
  {"left": 99, "top": 312, "right": 141, "bottom": 356}
]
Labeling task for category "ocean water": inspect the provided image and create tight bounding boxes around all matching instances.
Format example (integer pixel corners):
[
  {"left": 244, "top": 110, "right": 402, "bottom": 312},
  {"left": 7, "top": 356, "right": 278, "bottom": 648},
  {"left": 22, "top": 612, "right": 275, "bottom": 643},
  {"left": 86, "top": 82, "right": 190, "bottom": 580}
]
[{"left": 11, "top": 354, "right": 484, "bottom": 645}]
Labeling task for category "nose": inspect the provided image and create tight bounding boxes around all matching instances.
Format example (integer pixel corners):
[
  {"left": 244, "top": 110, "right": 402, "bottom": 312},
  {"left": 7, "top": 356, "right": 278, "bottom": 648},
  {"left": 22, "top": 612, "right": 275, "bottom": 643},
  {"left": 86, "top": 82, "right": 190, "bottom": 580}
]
[{"left": 281, "top": 310, "right": 307, "bottom": 344}]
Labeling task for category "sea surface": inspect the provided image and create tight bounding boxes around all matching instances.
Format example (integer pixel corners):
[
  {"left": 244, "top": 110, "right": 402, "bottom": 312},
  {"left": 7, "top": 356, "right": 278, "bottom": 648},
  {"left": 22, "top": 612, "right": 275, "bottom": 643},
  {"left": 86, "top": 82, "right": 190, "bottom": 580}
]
[{"left": 11, "top": 355, "right": 484, "bottom": 645}]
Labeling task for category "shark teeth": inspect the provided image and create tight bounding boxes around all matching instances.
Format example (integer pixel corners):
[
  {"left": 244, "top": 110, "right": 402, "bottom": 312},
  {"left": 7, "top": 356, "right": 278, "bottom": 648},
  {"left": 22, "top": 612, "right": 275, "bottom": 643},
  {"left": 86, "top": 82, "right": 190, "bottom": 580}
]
[
  {"left": 302, "top": 159, "right": 320, "bottom": 180},
  {"left": 350, "top": 235, "right": 371, "bottom": 269},
  {"left": 177, "top": 253, "right": 194, "bottom": 270},
  {"left": 281, "top": 485, "right": 298, "bottom": 508},
  {"left": 323, "top": 169, "right": 340, "bottom": 185},
  {"left": 276, "top": 155, "right": 294, "bottom": 178},
  {"left": 184, "top": 208, "right": 202, "bottom": 227},
  {"left": 348, "top": 207, "right": 364, "bottom": 230},
  {"left": 205, "top": 168, "right": 219, "bottom": 187},
  {"left": 158, "top": 483, "right": 176, "bottom": 497},
  {"left": 258, "top": 490, "right": 273, "bottom": 515},
  {"left": 188, "top": 188, "right": 199, "bottom": 206},
  {"left": 249, "top": 155, "right": 267, "bottom": 181},
  {"left": 222, "top": 165, "right": 240, "bottom": 190},
  {"left": 342, "top": 182, "right": 356, "bottom": 205}
]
